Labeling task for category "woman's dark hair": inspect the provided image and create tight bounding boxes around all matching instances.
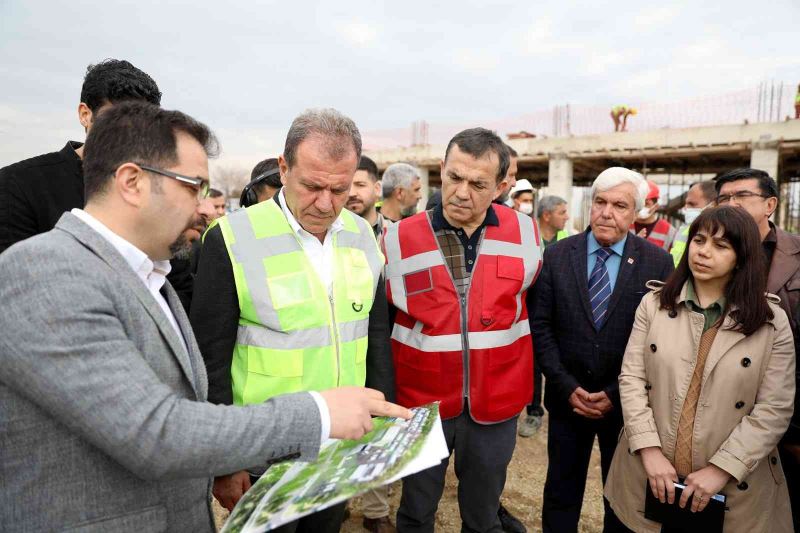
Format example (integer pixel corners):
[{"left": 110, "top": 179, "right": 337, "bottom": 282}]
[{"left": 659, "top": 205, "right": 772, "bottom": 335}]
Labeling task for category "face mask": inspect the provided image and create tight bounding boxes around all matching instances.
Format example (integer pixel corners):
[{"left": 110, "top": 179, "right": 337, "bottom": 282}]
[
  {"left": 681, "top": 207, "right": 703, "bottom": 224},
  {"left": 638, "top": 206, "right": 654, "bottom": 219},
  {"left": 518, "top": 203, "right": 534, "bottom": 215}
]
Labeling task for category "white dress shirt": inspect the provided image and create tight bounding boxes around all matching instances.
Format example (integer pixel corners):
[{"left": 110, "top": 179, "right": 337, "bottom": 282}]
[
  {"left": 71, "top": 209, "right": 188, "bottom": 355},
  {"left": 278, "top": 188, "right": 344, "bottom": 294},
  {"left": 278, "top": 190, "right": 348, "bottom": 441}
]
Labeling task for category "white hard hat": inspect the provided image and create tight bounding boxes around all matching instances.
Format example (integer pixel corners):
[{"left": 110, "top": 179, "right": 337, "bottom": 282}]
[{"left": 510, "top": 178, "right": 534, "bottom": 197}]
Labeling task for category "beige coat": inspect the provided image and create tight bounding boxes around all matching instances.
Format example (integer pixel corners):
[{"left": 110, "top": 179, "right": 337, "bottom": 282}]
[{"left": 605, "top": 282, "right": 795, "bottom": 533}]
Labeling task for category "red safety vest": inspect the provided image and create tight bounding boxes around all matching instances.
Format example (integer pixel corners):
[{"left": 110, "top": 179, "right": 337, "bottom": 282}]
[
  {"left": 383, "top": 206, "right": 543, "bottom": 423},
  {"left": 632, "top": 218, "right": 676, "bottom": 251}
]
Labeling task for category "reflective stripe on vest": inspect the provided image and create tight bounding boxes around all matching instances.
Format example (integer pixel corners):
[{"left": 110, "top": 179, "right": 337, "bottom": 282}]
[
  {"left": 642, "top": 219, "right": 676, "bottom": 250},
  {"left": 217, "top": 200, "right": 383, "bottom": 405},
  {"left": 392, "top": 319, "right": 531, "bottom": 352}
]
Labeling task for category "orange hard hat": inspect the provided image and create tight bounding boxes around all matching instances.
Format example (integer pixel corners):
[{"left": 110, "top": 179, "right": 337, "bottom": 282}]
[{"left": 646, "top": 180, "right": 660, "bottom": 200}]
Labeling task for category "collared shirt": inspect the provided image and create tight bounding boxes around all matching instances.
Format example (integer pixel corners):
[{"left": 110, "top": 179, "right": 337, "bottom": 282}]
[
  {"left": 371, "top": 212, "right": 389, "bottom": 240},
  {"left": 430, "top": 203, "right": 499, "bottom": 296},
  {"left": 763, "top": 222, "right": 778, "bottom": 270},
  {"left": 278, "top": 188, "right": 345, "bottom": 294},
  {"left": 587, "top": 231, "right": 628, "bottom": 292},
  {"left": 685, "top": 279, "right": 726, "bottom": 332},
  {"left": 71, "top": 208, "right": 188, "bottom": 353}
]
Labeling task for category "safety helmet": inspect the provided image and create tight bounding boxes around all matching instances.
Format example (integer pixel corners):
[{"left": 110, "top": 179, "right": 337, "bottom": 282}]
[{"left": 645, "top": 180, "right": 660, "bottom": 200}]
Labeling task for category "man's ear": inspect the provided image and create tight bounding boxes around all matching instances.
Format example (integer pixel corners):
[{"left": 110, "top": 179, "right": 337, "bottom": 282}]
[
  {"left": 114, "top": 163, "right": 148, "bottom": 207},
  {"left": 494, "top": 178, "right": 509, "bottom": 201},
  {"left": 278, "top": 155, "right": 289, "bottom": 186},
  {"left": 78, "top": 103, "right": 93, "bottom": 132},
  {"left": 373, "top": 180, "right": 382, "bottom": 198},
  {"left": 766, "top": 197, "right": 779, "bottom": 218}
]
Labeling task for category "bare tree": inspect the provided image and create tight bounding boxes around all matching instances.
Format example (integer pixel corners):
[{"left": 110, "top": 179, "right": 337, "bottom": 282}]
[{"left": 210, "top": 163, "right": 250, "bottom": 199}]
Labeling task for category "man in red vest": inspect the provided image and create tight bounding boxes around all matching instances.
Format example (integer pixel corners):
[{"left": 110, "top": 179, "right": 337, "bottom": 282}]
[
  {"left": 632, "top": 179, "right": 676, "bottom": 250},
  {"left": 384, "top": 128, "right": 542, "bottom": 532}
]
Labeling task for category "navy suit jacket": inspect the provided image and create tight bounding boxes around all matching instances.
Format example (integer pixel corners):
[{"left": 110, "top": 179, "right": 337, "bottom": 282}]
[{"left": 532, "top": 229, "right": 674, "bottom": 415}]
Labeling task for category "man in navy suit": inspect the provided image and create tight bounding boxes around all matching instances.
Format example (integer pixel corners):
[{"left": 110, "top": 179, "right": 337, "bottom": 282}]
[{"left": 532, "top": 167, "right": 674, "bottom": 533}]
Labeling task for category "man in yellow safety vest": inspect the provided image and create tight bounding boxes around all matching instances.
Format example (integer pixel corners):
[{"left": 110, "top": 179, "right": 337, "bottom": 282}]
[{"left": 190, "top": 109, "right": 396, "bottom": 532}]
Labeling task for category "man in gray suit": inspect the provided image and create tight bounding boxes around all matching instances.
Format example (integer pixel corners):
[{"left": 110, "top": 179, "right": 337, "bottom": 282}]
[{"left": 0, "top": 101, "right": 409, "bottom": 532}]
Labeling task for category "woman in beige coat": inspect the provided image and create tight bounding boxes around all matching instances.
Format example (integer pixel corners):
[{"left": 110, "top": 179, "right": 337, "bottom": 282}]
[{"left": 605, "top": 206, "right": 795, "bottom": 532}]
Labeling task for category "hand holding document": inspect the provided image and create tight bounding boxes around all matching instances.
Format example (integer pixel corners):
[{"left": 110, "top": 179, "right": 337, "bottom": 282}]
[{"left": 222, "top": 403, "right": 448, "bottom": 533}]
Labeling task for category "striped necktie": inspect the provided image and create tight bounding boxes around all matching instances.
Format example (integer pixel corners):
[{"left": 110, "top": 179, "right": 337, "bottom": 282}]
[{"left": 589, "top": 247, "right": 613, "bottom": 328}]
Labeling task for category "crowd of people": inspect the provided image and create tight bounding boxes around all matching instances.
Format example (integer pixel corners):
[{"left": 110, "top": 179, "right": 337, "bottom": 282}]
[{"left": 2, "top": 58, "right": 800, "bottom": 533}]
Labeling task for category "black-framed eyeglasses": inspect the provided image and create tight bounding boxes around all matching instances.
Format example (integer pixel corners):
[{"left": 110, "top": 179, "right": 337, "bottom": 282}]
[
  {"left": 716, "top": 191, "right": 770, "bottom": 205},
  {"left": 135, "top": 163, "right": 210, "bottom": 199}
]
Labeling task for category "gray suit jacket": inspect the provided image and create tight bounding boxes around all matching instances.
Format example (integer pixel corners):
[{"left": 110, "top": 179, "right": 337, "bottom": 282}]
[{"left": 0, "top": 213, "right": 322, "bottom": 532}]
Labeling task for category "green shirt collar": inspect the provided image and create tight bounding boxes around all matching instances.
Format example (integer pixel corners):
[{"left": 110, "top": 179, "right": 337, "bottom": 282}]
[{"left": 685, "top": 279, "right": 726, "bottom": 331}]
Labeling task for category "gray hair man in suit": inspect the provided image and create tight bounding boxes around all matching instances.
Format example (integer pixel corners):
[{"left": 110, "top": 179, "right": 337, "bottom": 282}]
[
  {"left": 0, "top": 101, "right": 409, "bottom": 533},
  {"left": 532, "top": 167, "right": 674, "bottom": 532}
]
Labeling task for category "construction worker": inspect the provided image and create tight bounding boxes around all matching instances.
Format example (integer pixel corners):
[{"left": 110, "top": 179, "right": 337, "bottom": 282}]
[
  {"left": 536, "top": 194, "right": 570, "bottom": 249},
  {"left": 795, "top": 83, "right": 800, "bottom": 120},
  {"left": 610, "top": 105, "right": 637, "bottom": 132},
  {"left": 190, "top": 109, "right": 395, "bottom": 533},
  {"left": 509, "top": 178, "right": 535, "bottom": 215},
  {"left": 669, "top": 180, "right": 717, "bottom": 266},
  {"left": 632, "top": 179, "right": 676, "bottom": 251}
]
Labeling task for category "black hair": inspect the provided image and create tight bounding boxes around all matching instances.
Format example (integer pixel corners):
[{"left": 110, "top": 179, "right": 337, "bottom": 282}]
[
  {"left": 688, "top": 180, "right": 718, "bottom": 204},
  {"left": 444, "top": 128, "right": 510, "bottom": 183},
  {"left": 660, "top": 205, "right": 772, "bottom": 336},
  {"left": 358, "top": 156, "right": 379, "bottom": 181},
  {"left": 82, "top": 101, "right": 218, "bottom": 200},
  {"left": 506, "top": 144, "right": 518, "bottom": 158},
  {"left": 714, "top": 168, "right": 779, "bottom": 200},
  {"left": 250, "top": 158, "right": 282, "bottom": 189},
  {"left": 208, "top": 188, "right": 224, "bottom": 198},
  {"left": 80, "top": 59, "right": 162, "bottom": 112}
]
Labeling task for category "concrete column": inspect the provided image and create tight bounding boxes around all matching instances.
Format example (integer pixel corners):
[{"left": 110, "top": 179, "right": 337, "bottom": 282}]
[
  {"left": 546, "top": 152, "right": 574, "bottom": 206},
  {"left": 751, "top": 138, "right": 783, "bottom": 225},
  {"left": 417, "top": 166, "right": 430, "bottom": 211},
  {"left": 750, "top": 138, "right": 780, "bottom": 178}
]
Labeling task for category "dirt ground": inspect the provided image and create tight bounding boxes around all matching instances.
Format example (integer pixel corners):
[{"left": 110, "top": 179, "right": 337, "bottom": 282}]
[{"left": 213, "top": 411, "right": 606, "bottom": 532}]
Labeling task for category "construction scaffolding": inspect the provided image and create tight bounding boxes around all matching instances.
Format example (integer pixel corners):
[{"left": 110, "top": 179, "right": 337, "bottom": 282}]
[{"left": 362, "top": 81, "right": 797, "bottom": 150}]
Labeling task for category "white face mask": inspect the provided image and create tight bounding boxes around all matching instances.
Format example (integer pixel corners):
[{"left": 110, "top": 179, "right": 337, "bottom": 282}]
[
  {"left": 518, "top": 203, "right": 534, "bottom": 215},
  {"left": 681, "top": 207, "right": 703, "bottom": 224},
  {"left": 637, "top": 205, "right": 655, "bottom": 219}
]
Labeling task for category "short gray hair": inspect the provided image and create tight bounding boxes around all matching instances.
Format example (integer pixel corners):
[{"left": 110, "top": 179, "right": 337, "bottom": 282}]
[
  {"left": 283, "top": 108, "right": 362, "bottom": 168},
  {"left": 590, "top": 167, "right": 647, "bottom": 211},
  {"left": 382, "top": 163, "right": 421, "bottom": 197},
  {"left": 537, "top": 195, "right": 567, "bottom": 219}
]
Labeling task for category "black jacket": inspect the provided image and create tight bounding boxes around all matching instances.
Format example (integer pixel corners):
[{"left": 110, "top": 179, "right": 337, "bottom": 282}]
[
  {"left": 190, "top": 195, "right": 395, "bottom": 405},
  {"left": 531, "top": 230, "right": 674, "bottom": 415},
  {"left": 0, "top": 142, "right": 84, "bottom": 253}
]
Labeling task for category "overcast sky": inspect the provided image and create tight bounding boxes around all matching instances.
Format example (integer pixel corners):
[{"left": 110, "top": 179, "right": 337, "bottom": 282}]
[{"left": 1, "top": 0, "right": 798, "bottom": 171}]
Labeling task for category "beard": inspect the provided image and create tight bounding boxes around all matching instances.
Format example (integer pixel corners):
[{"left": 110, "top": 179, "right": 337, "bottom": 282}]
[
  {"left": 169, "top": 214, "right": 205, "bottom": 260},
  {"left": 400, "top": 204, "right": 417, "bottom": 218},
  {"left": 346, "top": 198, "right": 369, "bottom": 217},
  {"left": 169, "top": 232, "right": 193, "bottom": 260}
]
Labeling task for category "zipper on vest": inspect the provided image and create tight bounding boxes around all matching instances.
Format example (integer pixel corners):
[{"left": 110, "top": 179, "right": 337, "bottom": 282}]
[
  {"left": 329, "top": 293, "right": 341, "bottom": 386},
  {"left": 460, "top": 294, "right": 470, "bottom": 399}
]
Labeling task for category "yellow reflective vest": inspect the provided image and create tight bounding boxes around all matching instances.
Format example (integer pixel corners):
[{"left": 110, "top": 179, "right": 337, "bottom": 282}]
[
  {"left": 670, "top": 223, "right": 690, "bottom": 267},
  {"left": 214, "top": 199, "right": 384, "bottom": 405}
]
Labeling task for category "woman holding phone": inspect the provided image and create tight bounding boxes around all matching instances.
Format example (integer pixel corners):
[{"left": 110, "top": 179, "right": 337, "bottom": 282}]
[{"left": 604, "top": 206, "right": 794, "bottom": 532}]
